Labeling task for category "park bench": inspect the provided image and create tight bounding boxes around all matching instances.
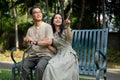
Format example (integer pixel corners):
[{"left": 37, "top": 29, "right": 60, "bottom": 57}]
[
  {"left": 11, "top": 28, "right": 109, "bottom": 80},
  {"left": 72, "top": 28, "right": 108, "bottom": 80}
]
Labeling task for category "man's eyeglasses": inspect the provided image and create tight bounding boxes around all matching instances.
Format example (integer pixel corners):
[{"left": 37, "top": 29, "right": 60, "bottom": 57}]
[{"left": 32, "top": 11, "right": 42, "bottom": 14}]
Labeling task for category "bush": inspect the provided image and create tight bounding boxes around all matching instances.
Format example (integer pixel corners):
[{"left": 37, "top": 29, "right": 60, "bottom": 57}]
[
  {"left": 107, "top": 49, "right": 120, "bottom": 64},
  {"left": 0, "top": 32, "right": 8, "bottom": 53}
]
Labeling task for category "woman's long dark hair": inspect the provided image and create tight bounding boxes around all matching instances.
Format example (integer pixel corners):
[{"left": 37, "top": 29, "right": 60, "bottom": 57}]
[{"left": 51, "top": 13, "right": 65, "bottom": 37}]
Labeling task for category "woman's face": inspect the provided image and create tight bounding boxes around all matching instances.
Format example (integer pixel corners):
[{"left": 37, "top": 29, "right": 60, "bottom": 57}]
[
  {"left": 53, "top": 14, "right": 62, "bottom": 27},
  {"left": 32, "top": 8, "right": 43, "bottom": 21}
]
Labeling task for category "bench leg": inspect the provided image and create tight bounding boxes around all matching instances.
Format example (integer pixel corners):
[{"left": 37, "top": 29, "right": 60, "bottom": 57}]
[
  {"left": 12, "top": 66, "right": 21, "bottom": 80},
  {"left": 104, "top": 69, "right": 107, "bottom": 80},
  {"left": 12, "top": 67, "right": 16, "bottom": 80},
  {"left": 96, "top": 70, "right": 100, "bottom": 80},
  {"left": 18, "top": 68, "right": 34, "bottom": 80},
  {"left": 30, "top": 70, "right": 33, "bottom": 80}
]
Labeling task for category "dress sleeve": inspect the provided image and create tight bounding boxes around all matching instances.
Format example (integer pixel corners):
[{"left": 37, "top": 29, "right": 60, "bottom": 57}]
[
  {"left": 62, "top": 29, "right": 72, "bottom": 43},
  {"left": 61, "top": 29, "right": 67, "bottom": 40}
]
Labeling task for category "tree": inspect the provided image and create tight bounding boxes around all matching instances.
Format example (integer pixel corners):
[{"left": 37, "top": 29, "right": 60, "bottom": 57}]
[
  {"left": 12, "top": 0, "right": 19, "bottom": 49},
  {"left": 0, "top": 0, "right": 120, "bottom": 50},
  {"left": 76, "top": 0, "right": 86, "bottom": 29}
]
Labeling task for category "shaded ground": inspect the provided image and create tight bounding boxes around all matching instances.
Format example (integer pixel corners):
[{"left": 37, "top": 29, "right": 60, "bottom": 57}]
[
  {"left": 0, "top": 62, "right": 120, "bottom": 80},
  {"left": 107, "top": 69, "right": 120, "bottom": 80},
  {"left": 0, "top": 62, "right": 12, "bottom": 69}
]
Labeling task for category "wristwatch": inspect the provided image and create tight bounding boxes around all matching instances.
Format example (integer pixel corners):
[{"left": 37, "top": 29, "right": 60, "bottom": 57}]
[{"left": 34, "top": 41, "right": 38, "bottom": 45}]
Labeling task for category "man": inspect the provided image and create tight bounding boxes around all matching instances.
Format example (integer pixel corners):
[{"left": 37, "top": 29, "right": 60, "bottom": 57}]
[{"left": 20, "top": 6, "right": 54, "bottom": 80}]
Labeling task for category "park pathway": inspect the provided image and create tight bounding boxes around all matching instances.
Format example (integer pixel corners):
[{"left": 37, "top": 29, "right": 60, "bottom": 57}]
[{"left": 0, "top": 62, "right": 120, "bottom": 80}]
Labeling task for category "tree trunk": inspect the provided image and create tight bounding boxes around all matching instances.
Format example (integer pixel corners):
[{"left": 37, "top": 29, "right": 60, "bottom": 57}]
[
  {"left": 45, "top": 0, "right": 49, "bottom": 23},
  {"left": 59, "top": 0, "right": 65, "bottom": 20},
  {"left": 0, "top": 11, "right": 2, "bottom": 36},
  {"left": 12, "top": 1, "right": 19, "bottom": 49},
  {"left": 77, "top": 0, "right": 85, "bottom": 29},
  {"left": 102, "top": 0, "right": 106, "bottom": 28},
  {"left": 97, "top": 0, "right": 101, "bottom": 29}
]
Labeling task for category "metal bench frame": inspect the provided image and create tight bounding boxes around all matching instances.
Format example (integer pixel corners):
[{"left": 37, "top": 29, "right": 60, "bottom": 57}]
[{"left": 72, "top": 28, "right": 108, "bottom": 80}]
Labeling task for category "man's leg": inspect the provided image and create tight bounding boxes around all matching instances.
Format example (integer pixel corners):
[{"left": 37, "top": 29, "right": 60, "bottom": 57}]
[
  {"left": 35, "top": 56, "right": 51, "bottom": 80},
  {"left": 20, "top": 57, "right": 36, "bottom": 80}
]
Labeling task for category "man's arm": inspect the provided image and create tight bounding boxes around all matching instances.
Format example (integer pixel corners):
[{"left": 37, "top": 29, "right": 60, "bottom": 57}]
[
  {"left": 37, "top": 37, "right": 52, "bottom": 47},
  {"left": 37, "top": 24, "right": 53, "bottom": 47}
]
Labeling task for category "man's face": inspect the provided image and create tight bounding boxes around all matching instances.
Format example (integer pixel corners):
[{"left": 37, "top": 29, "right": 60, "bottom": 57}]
[{"left": 32, "top": 8, "right": 43, "bottom": 21}]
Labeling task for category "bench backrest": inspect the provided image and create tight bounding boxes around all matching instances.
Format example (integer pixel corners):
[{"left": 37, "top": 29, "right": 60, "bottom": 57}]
[{"left": 72, "top": 28, "right": 108, "bottom": 76}]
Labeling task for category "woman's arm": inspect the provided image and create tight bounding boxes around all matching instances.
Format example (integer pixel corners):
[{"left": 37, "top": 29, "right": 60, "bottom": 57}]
[
  {"left": 48, "top": 45, "right": 56, "bottom": 54},
  {"left": 64, "top": 19, "right": 72, "bottom": 41},
  {"left": 66, "top": 26, "right": 72, "bottom": 41}
]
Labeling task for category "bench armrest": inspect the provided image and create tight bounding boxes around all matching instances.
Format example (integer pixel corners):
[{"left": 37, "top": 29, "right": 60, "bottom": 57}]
[
  {"left": 11, "top": 47, "right": 17, "bottom": 63},
  {"left": 11, "top": 45, "right": 32, "bottom": 64},
  {"left": 95, "top": 50, "right": 107, "bottom": 70}
]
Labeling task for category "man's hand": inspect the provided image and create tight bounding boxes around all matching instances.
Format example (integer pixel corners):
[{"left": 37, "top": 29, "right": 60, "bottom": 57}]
[{"left": 24, "top": 36, "right": 34, "bottom": 42}]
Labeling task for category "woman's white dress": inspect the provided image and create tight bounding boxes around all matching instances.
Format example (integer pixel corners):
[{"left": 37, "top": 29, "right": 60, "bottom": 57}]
[{"left": 42, "top": 30, "right": 79, "bottom": 80}]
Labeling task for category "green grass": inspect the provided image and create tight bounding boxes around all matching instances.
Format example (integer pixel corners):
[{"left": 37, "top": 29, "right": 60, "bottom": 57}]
[
  {"left": 0, "top": 69, "right": 91, "bottom": 80},
  {"left": 0, "top": 69, "right": 12, "bottom": 80}
]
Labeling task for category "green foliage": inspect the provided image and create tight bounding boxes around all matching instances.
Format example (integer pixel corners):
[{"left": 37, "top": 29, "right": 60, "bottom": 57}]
[
  {"left": 0, "top": 0, "right": 120, "bottom": 52},
  {"left": 107, "top": 49, "right": 120, "bottom": 64},
  {"left": 0, "top": 32, "right": 8, "bottom": 52},
  {"left": 81, "top": 14, "right": 96, "bottom": 29},
  {"left": 1, "top": 17, "right": 14, "bottom": 31},
  {"left": 114, "top": 15, "right": 120, "bottom": 29},
  {"left": 1, "top": 0, "right": 120, "bottom": 29},
  {"left": 71, "top": 17, "right": 78, "bottom": 29}
]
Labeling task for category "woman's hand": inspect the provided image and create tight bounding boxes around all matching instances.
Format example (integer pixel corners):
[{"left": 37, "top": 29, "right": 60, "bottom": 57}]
[
  {"left": 64, "top": 19, "right": 72, "bottom": 41},
  {"left": 48, "top": 46, "right": 56, "bottom": 54},
  {"left": 64, "top": 19, "right": 71, "bottom": 27}
]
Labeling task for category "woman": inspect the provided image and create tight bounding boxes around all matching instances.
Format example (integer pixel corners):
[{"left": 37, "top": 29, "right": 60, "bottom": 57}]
[{"left": 42, "top": 13, "right": 79, "bottom": 80}]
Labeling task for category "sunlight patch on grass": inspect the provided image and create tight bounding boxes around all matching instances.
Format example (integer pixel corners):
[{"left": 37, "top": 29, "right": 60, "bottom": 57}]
[
  {"left": 0, "top": 54, "right": 13, "bottom": 62},
  {"left": 0, "top": 49, "right": 26, "bottom": 63},
  {"left": 108, "top": 62, "right": 120, "bottom": 69}
]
